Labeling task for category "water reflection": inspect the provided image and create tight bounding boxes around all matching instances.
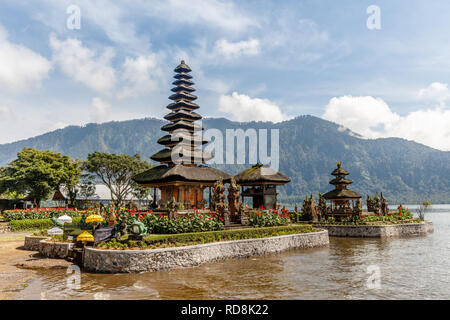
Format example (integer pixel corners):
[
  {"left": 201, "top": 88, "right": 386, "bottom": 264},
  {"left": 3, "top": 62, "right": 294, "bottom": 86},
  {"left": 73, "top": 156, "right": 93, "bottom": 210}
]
[{"left": 16, "top": 209, "right": 450, "bottom": 300}]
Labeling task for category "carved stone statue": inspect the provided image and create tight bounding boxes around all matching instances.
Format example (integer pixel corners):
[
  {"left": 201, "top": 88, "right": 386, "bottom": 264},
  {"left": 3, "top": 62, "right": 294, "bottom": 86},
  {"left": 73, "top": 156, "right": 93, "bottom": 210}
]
[
  {"left": 227, "top": 177, "right": 241, "bottom": 221},
  {"left": 353, "top": 198, "right": 363, "bottom": 216},
  {"left": 310, "top": 195, "right": 318, "bottom": 222},
  {"left": 302, "top": 194, "right": 317, "bottom": 221},
  {"left": 168, "top": 197, "right": 178, "bottom": 219},
  {"left": 318, "top": 192, "right": 327, "bottom": 221},
  {"left": 213, "top": 178, "right": 226, "bottom": 223},
  {"left": 380, "top": 192, "right": 389, "bottom": 216}
]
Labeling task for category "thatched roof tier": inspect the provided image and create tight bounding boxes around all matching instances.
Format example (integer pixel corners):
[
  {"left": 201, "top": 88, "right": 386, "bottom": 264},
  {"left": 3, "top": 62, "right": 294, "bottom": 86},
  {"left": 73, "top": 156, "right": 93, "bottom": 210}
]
[
  {"left": 161, "top": 120, "right": 203, "bottom": 132},
  {"left": 174, "top": 72, "right": 192, "bottom": 80},
  {"left": 169, "top": 92, "right": 198, "bottom": 101},
  {"left": 331, "top": 162, "right": 349, "bottom": 176},
  {"left": 133, "top": 165, "right": 231, "bottom": 186},
  {"left": 164, "top": 110, "right": 202, "bottom": 122},
  {"left": 322, "top": 189, "right": 362, "bottom": 200},
  {"left": 166, "top": 100, "right": 200, "bottom": 111},
  {"left": 172, "top": 79, "right": 194, "bottom": 86},
  {"left": 171, "top": 85, "right": 195, "bottom": 93},
  {"left": 329, "top": 178, "right": 353, "bottom": 185},
  {"left": 157, "top": 134, "right": 208, "bottom": 147},
  {"left": 150, "top": 148, "right": 212, "bottom": 163},
  {"left": 234, "top": 164, "right": 291, "bottom": 185},
  {"left": 174, "top": 60, "right": 192, "bottom": 73}
]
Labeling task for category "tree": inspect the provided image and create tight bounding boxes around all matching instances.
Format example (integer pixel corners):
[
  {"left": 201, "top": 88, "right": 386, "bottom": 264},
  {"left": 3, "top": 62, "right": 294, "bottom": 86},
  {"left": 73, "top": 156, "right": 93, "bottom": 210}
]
[
  {"left": 417, "top": 201, "right": 431, "bottom": 221},
  {"left": 83, "top": 152, "right": 152, "bottom": 206},
  {"left": 0, "top": 148, "right": 81, "bottom": 207}
]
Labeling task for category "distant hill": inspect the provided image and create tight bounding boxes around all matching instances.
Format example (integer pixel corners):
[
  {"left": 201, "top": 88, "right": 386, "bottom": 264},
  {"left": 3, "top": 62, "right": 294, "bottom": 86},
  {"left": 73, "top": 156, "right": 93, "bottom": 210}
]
[{"left": 1, "top": 115, "right": 449, "bottom": 204}]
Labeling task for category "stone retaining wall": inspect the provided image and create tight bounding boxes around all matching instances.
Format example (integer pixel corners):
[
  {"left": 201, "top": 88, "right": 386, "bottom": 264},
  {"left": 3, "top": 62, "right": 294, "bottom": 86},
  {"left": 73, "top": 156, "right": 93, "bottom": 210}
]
[
  {"left": 24, "top": 236, "right": 49, "bottom": 251},
  {"left": 315, "top": 221, "right": 433, "bottom": 237},
  {"left": 83, "top": 230, "right": 329, "bottom": 273},
  {"left": 39, "top": 239, "right": 74, "bottom": 258}
]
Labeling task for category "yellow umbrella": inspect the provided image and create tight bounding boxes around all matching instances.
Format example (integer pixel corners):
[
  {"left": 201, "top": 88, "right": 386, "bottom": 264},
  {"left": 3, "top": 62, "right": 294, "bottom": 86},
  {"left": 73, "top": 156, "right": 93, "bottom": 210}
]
[
  {"left": 77, "top": 231, "right": 94, "bottom": 242},
  {"left": 85, "top": 214, "right": 104, "bottom": 223}
]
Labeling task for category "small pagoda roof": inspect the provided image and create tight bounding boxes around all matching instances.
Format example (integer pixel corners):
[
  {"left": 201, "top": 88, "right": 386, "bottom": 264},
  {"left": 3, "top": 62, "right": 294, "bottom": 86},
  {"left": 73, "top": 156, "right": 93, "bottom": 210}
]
[
  {"left": 161, "top": 120, "right": 203, "bottom": 132},
  {"left": 172, "top": 79, "right": 194, "bottom": 86},
  {"left": 150, "top": 148, "right": 212, "bottom": 163},
  {"left": 322, "top": 189, "right": 362, "bottom": 200},
  {"left": 166, "top": 100, "right": 200, "bottom": 111},
  {"left": 234, "top": 163, "right": 291, "bottom": 185},
  {"left": 329, "top": 178, "right": 353, "bottom": 185},
  {"left": 164, "top": 110, "right": 202, "bottom": 122},
  {"left": 133, "top": 164, "right": 231, "bottom": 185},
  {"left": 157, "top": 134, "right": 208, "bottom": 146},
  {"left": 174, "top": 60, "right": 192, "bottom": 73},
  {"left": 171, "top": 85, "right": 195, "bottom": 93},
  {"left": 174, "top": 72, "right": 192, "bottom": 80},
  {"left": 169, "top": 92, "right": 198, "bottom": 101},
  {"left": 331, "top": 162, "right": 349, "bottom": 176}
]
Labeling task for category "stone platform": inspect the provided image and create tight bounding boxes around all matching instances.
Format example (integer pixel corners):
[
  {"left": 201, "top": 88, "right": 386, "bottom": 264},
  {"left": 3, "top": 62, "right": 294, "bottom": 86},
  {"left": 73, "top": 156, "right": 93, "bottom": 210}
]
[
  {"left": 314, "top": 221, "right": 433, "bottom": 237},
  {"left": 83, "top": 229, "right": 329, "bottom": 273}
]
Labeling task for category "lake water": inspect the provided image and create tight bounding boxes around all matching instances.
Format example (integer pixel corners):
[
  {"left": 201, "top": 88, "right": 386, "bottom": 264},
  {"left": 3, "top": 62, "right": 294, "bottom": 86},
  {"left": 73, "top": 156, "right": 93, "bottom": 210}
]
[{"left": 16, "top": 205, "right": 450, "bottom": 300}]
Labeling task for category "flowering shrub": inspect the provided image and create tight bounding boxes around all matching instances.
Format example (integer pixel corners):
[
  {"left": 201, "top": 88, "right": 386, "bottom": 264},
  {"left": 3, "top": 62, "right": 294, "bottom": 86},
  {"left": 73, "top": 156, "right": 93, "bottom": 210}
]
[
  {"left": 323, "top": 207, "right": 416, "bottom": 224},
  {"left": 1, "top": 208, "right": 83, "bottom": 222},
  {"left": 143, "top": 211, "right": 224, "bottom": 234},
  {"left": 248, "top": 208, "right": 291, "bottom": 227}
]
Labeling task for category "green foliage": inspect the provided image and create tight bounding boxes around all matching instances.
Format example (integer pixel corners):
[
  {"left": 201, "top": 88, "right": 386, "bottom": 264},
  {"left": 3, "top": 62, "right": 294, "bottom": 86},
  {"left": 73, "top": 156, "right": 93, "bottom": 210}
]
[
  {"left": 96, "top": 224, "right": 318, "bottom": 249},
  {"left": 322, "top": 208, "right": 419, "bottom": 225},
  {"left": 2, "top": 208, "right": 82, "bottom": 221},
  {"left": 8, "top": 216, "right": 82, "bottom": 231},
  {"left": 0, "top": 148, "right": 81, "bottom": 206},
  {"left": 143, "top": 211, "right": 224, "bottom": 234},
  {"left": 83, "top": 152, "right": 152, "bottom": 206},
  {"left": 248, "top": 208, "right": 291, "bottom": 227}
]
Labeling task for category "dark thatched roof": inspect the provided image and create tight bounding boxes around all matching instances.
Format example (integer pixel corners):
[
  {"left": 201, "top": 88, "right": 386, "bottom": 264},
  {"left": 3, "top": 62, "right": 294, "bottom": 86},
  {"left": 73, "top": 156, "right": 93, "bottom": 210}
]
[
  {"left": 169, "top": 92, "right": 198, "bottom": 101},
  {"left": 150, "top": 148, "right": 212, "bottom": 163},
  {"left": 172, "top": 79, "right": 194, "bottom": 86},
  {"left": 166, "top": 100, "right": 199, "bottom": 111},
  {"left": 234, "top": 164, "right": 291, "bottom": 185},
  {"left": 329, "top": 178, "right": 353, "bottom": 185},
  {"left": 133, "top": 164, "right": 231, "bottom": 185},
  {"left": 171, "top": 85, "right": 195, "bottom": 93},
  {"left": 164, "top": 110, "right": 202, "bottom": 121},
  {"left": 157, "top": 134, "right": 208, "bottom": 146},
  {"left": 161, "top": 120, "right": 203, "bottom": 132},
  {"left": 322, "top": 189, "right": 362, "bottom": 200},
  {"left": 174, "top": 60, "right": 192, "bottom": 73}
]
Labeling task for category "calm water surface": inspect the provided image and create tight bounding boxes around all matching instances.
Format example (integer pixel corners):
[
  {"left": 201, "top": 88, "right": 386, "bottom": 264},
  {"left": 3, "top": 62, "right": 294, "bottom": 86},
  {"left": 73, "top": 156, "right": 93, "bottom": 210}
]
[{"left": 16, "top": 205, "right": 450, "bottom": 299}]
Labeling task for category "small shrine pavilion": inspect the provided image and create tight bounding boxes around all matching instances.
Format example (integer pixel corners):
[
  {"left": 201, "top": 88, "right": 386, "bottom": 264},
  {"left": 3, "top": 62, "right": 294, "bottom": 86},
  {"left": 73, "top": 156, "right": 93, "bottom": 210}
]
[
  {"left": 322, "top": 162, "right": 362, "bottom": 217},
  {"left": 234, "top": 163, "right": 291, "bottom": 210},
  {"left": 133, "top": 61, "right": 231, "bottom": 209}
]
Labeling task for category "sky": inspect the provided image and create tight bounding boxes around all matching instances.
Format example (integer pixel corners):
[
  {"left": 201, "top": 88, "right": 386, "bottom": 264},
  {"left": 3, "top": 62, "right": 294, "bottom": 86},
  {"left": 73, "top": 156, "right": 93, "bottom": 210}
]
[{"left": 1, "top": 0, "right": 450, "bottom": 150}]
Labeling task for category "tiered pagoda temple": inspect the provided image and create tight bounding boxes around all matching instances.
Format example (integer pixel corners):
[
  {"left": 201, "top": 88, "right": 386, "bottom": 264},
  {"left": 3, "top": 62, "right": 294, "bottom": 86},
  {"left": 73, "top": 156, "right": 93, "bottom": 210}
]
[
  {"left": 323, "top": 162, "right": 362, "bottom": 216},
  {"left": 133, "top": 61, "right": 231, "bottom": 209}
]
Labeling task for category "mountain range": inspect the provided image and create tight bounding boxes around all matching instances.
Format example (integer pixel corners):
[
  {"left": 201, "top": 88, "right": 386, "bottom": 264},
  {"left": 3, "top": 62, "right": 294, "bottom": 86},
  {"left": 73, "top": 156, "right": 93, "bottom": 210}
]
[{"left": 0, "top": 115, "right": 449, "bottom": 204}]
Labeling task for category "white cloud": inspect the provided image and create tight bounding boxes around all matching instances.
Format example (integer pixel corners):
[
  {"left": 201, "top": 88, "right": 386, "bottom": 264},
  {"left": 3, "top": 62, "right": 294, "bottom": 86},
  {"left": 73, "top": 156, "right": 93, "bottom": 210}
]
[
  {"left": 218, "top": 92, "right": 291, "bottom": 123},
  {"left": 145, "top": 0, "right": 257, "bottom": 33},
  {"left": 0, "top": 105, "right": 14, "bottom": 121},
  {"left": 323, "top": 95, "right": 450, "bottom": 151},
  {"left": 418, "top": 82, "right": 450, "bottom": 103},
  {"left": 0, "top": 25, "right": 52, "bottom": 92},
  {"left": 90, "top": 97, "right": 111, "bottom": 122},
  {"left": 117, "top": 54, "right": 163, "bottom": 99},
  {"left": 214, "top": 38, "right": 260, "bottom": 60},
  {"left": 49, "top": 34, "right": 116, "bottom": 93}
]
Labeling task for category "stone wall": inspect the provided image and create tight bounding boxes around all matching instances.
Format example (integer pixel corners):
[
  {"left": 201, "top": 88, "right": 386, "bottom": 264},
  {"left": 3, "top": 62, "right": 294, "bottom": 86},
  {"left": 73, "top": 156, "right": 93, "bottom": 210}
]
[
  {"left": 315, "top": 221, "right": 433, "bottom": 237},
  {"left": 39, "top": 239, "right": 74, "bottom": 258},
  {"left": 24, "top": 236, "right": 49, "bottom": 251},
  {"left": 83, "top": 230, "right": 329, "bottom": 273}
]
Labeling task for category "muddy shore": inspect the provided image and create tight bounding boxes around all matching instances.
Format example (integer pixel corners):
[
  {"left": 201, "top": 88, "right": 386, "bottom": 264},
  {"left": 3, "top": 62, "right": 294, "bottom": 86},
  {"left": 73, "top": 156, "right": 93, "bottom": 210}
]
[{"left": 0, "top": 231, "right": 72, "bottom": 300}]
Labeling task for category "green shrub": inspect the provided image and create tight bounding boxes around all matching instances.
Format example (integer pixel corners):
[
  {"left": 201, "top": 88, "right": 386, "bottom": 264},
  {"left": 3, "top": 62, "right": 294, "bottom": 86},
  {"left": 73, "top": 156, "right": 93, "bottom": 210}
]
[
  {"left": 143, "top": 224, "right": 317, "bottom": 247},
  {"left": 8, "top": 216, "right": 82, "bottom": 231},
  {"left": 143, "top": 211, "right": 224, "bottom": 234},
  {"left": 248, "top": 209, "right": 291, "bottom": 227}
]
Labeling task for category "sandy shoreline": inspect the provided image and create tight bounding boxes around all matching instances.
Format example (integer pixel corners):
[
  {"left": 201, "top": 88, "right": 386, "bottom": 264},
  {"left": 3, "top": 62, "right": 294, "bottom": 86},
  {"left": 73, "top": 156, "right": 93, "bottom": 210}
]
[{"left": 0, "top": 232, "right": 72, "bottom": 300}]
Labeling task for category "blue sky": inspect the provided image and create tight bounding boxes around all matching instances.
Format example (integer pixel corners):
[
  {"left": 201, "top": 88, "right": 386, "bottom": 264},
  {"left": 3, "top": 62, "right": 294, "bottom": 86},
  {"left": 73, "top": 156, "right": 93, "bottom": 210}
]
[{"left": 1, "top": 0, "right": 450, "bottom": 150}]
